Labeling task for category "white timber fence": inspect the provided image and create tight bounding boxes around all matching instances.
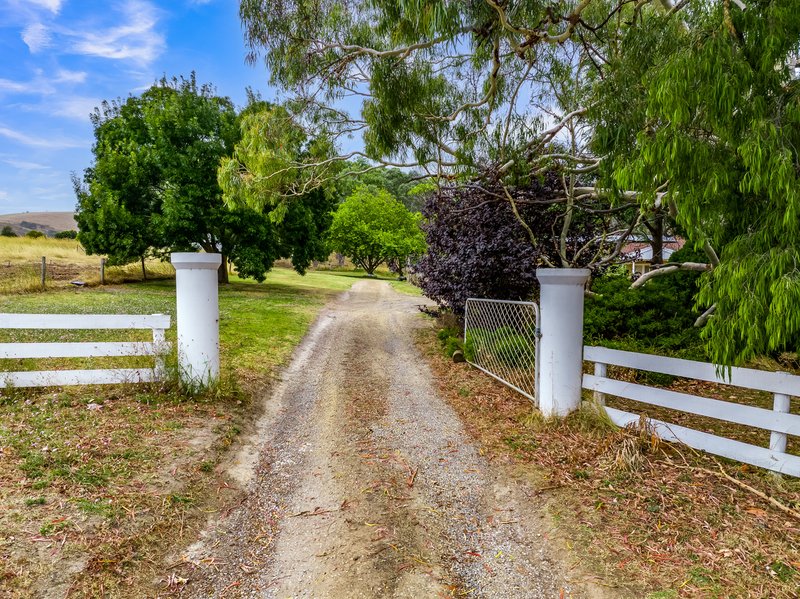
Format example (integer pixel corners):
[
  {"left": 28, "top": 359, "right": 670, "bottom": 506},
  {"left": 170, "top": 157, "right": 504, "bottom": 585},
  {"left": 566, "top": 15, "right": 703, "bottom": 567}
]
[
  {"left": 0, "top": 251, "right": 223, "bottom": 390},
  {"left": 0, "top": 313, "right": 171, "bottom": 388},
  {"left": 464, "top": 268, "right": 799, "bottom": 477},
  {"left": 583, "top": 346, "right": 800, "bottom": 477}
]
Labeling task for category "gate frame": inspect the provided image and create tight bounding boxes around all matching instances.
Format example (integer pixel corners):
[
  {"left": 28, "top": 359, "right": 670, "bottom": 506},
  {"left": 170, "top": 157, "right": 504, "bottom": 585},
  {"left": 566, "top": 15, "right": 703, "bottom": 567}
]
[{"left": 463, "top": 297, "right": 541, "bottom": 405}]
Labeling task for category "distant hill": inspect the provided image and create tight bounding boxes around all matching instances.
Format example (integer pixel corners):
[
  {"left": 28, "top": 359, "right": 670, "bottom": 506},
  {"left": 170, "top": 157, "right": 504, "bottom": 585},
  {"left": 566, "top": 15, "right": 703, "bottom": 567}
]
[{"left": 0, "top": 212, "right": 77, "bottom": 237}]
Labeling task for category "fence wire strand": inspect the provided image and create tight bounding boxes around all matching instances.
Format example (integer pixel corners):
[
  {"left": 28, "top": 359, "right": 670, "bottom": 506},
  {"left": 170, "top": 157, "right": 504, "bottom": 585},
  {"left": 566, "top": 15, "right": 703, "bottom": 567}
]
[{"left": 464, "top": 298, "right": 539, "bottom": 405}]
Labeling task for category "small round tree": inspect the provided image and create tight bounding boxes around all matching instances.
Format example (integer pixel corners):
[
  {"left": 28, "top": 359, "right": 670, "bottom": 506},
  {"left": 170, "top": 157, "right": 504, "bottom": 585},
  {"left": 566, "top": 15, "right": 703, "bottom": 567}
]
[
  {"left": 327, "top": 185, "right": 425, "bottom": 277},
  {"left": 0, "top": 226, "right": 17, "bottom": 237}
]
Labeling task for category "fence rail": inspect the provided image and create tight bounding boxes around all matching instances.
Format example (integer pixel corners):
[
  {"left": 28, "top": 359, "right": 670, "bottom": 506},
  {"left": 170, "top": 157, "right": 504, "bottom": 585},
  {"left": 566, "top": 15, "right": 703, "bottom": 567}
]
[
  {"left": 0, "top": 313, "right": 171, "bottom": 389},
  {"left": 584, "top": 345, "right": 800, "bottom": 476},
  {"left": 464, "top": 298, "right": 540, "bottom": 404}
]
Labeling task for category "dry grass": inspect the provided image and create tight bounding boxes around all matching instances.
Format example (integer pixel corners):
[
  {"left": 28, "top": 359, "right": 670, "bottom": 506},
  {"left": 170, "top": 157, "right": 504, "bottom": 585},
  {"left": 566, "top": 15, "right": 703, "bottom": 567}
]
[
  {"left": 0, "top": 383, "right": 246, "bottom": 597},
  {"left": 0, "top": 237, "right": 93, "bottom": 265},
  {"left": 0, "top": 237, "right": 174, "bottom": 293},
  {"left": 417, "top": 321, "right": 800, "bottom": 599},
  {"left": 600, "top": 370, "right": 800, "bottom": 457}
]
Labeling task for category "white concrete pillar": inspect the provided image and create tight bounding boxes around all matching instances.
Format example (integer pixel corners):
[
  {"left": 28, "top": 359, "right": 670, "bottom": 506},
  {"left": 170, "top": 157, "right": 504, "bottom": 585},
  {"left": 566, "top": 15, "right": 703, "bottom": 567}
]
[
  {"left": 171, "top": 253, "right": 221, "bottom": 386},
  {"left": 536, "top": 268, "right": 591, "bottom": 418}
]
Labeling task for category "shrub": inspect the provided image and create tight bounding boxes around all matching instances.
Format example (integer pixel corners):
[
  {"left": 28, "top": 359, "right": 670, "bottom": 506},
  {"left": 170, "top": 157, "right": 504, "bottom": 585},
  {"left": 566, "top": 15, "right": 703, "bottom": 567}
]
[
  {"left": 1, "top": 226, "right": 17, "bottom": 237},
  {"left": 414, "top": 177, "right": 613, "bottom": 315},
  {"left": 465, "top": 326, "right": 534, "bottom": 368},
  {"left": 413, "top": 180, "right": 557, "bottom": 315},
  {"left": 54, "top": 230, "right": 78, "bottom": 239},
  {"left": 437, "top": 323, "right": 464, "bottom": 358},
  {"left": 492, "top": 333, "right": 534, "bottom": 368},
  {"left": 585, "top": 246, "right": 707, "bottom": 359},
  {"left": 25, "top": 230, "right": 45, "bottom": 239}
]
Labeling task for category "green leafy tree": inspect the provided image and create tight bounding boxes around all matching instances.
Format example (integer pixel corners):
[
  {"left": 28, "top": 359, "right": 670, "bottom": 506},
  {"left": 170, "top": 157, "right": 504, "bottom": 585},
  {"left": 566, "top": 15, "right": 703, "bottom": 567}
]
[
  {"left": 590, "top": 1, "right": 800, "bottom": 363},
  {"left": 1, "top": 226, "right": 17, "bottom": 237},
  {"left": 76, "top": 75, "right": 283, "bottom": 283},
  {"left": 25, "top": 230, "right": 45, "bottom": 239},
  {"left": 54, "top": 230, "right": 78, "bottom": 239},
  {"left": 240, "top": 0, "right": 800, "bottom": 364},
  {"left": 74, "top": 88, "right": 162, "bottom": 278},
  {"left": 327, "top": 185, "right": 425, "bottom": 276},
  {"left": 218, "top": 104, "right": 337, "bottom": 274},
  {"left": 336, "top": 160, "right": 423, "bottom": 211},
  {"left": 237, "top": 0, "right": 641, "bottom": 271}
]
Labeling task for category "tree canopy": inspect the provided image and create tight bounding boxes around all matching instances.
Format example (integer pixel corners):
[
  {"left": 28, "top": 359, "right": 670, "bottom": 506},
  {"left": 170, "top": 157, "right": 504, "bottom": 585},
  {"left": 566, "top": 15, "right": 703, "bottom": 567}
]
[
  {"left": 327, "top": 185, "right": 425, "bottom": 276},
  {"left": 218, "top": 103, "right": 336, "bottom": 274},
  {"left": 590, "top": 1, "right": 800, "bottom": 364},
  {"left": 76, "top": 76, "right": 332, "bottom": 282},
  {"left": 239, "top": 0, "right": 800, "bottom": 364}
]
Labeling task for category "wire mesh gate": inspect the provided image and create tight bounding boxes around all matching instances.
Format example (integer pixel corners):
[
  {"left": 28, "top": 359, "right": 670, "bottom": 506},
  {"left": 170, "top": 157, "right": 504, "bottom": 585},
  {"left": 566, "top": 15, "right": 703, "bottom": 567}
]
[{"left": 463, "top": 298, "right": 540, "bottom": 405}]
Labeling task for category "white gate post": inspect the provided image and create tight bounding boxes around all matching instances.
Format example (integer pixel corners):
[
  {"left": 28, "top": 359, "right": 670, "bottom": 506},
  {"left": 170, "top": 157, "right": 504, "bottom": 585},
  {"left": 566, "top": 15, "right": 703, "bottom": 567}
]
[
  {"left": 536, "top": 268, "right": 591, "bottom": 418},
  {"left": 171, "top": 253, "right": 221, "bottom": 386}
]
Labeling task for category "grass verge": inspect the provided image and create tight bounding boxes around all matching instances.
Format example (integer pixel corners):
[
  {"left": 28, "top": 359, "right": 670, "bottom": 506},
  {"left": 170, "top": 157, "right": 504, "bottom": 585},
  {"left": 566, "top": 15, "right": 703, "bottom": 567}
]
[
  {"left": 418, "top": 319, "right": 800, "bottom": 599},
  {"left": 0, "top": 266, "right": 353, "bottom": 596}
]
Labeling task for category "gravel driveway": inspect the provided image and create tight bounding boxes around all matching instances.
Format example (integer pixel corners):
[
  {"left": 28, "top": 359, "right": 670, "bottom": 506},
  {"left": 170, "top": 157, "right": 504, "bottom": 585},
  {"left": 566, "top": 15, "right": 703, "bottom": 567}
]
[{"left": 177, "top": 280, "right": 599, "bottom": 598}]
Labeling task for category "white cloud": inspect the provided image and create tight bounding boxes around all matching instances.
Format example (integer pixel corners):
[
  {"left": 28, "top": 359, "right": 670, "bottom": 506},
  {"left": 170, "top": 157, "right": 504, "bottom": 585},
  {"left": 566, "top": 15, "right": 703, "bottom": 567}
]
[
  {"left": 55, "top": 69, "right": 87, "bottom": 84},
  {"left": 0, "top": 125, "right": 83, "bottom": 149},
  {"left": 51, "top": 95, "right": 98, "bottom": 120},
  {"left": 21, "top": 22, "right": 51, "bottom": 53},
  {"left": 2, "top": 158, "right": 50, "bottom": 170},
  {"left": 0, "top": 190, "right": 9, "bottom": 202},
  {"left": 68, "top": 1, "right": 165, "bottom": 66},
  {"left": 0, "top": 78, "right": 42, "bottom": 94},
  {"left": 20, "top": 0, "right": 63, "bottom": 14}
]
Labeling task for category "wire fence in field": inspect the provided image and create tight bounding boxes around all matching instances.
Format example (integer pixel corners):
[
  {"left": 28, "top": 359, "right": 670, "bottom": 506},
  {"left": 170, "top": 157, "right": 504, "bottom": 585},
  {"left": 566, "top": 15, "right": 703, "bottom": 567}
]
[{"left": 463, "top": 298, "right": 540, "bottom": 405}]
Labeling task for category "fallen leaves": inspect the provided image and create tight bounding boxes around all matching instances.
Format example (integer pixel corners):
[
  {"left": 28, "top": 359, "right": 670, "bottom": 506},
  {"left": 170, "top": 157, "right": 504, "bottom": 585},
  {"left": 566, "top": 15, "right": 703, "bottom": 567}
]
[{"left": 416, "top": 325, "right": 800, "bottom": 598}]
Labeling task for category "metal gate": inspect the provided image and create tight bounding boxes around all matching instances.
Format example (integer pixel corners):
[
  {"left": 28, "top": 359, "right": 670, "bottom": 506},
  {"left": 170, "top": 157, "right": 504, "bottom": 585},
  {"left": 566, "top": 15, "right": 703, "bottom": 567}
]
[{"left": 463, "top": 298, "right": 540, "bottom": 405}]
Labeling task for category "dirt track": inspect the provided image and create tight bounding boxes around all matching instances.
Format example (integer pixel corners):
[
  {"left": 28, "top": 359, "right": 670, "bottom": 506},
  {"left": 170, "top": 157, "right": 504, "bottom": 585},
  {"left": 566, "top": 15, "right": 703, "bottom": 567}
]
[{"left": 177, "top": 280, "right": 598, "bottom": 598}]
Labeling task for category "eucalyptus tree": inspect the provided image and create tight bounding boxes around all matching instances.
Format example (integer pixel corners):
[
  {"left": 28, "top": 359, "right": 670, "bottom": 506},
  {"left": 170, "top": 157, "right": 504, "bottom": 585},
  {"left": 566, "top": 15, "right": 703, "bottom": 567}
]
[
  {"left": 239, "top": 0, "right": 800, "bottom": 363},
  {"left": 218, "top": 104, "right": 337, "bottom": 274},
  {"left": 239, "top": 0, "right": 643, "bottom": 269},
  {"left": 590, "top": 1, "right": 800, "bottom": 363}
]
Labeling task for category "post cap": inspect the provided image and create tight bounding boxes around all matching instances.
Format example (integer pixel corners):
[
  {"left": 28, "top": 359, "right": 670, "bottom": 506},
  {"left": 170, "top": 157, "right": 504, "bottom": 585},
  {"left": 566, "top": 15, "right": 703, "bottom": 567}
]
[
  {"left": 536, "top": 267, "right": 591, "bottom": 286},
  {"left": 170, "top": 252, "right": 222, "bottom": 270}
]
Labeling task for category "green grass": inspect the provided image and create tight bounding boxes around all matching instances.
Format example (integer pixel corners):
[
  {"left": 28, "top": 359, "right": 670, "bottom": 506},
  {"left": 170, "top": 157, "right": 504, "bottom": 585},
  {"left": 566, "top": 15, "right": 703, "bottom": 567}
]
[
  {"left": 0, "top": 266, "right": 401, "bottom": 375},
  {"left": 0, "top": 264, "right": 428, "bottom": 593},
  {"left": 282, "top": 266, "right": 424, "bottom": 296},
  {"left": 0, "top": 265, "right": 384, "bottom": 593},
  {"left": 0, "top": 263, "right": 424, "bottom": 382}
]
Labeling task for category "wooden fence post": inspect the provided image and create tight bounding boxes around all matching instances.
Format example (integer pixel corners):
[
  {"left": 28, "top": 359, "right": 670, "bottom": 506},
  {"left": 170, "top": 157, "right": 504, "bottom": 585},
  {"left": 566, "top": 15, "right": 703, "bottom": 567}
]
[
  {"left": 770, "top": 393, "right": 791, "bottom": 453},
  {"left": 100, "top": 258, "right": 106, "bottom": 285},
  {"left": 593, "top": 362, "right": 607, "bottom": 405},
  {"left": 152, "top": 318, "right": 167, "bottom": 380},
  {"left": 40, "top": 256, "right": 46, "bottom": 289}
]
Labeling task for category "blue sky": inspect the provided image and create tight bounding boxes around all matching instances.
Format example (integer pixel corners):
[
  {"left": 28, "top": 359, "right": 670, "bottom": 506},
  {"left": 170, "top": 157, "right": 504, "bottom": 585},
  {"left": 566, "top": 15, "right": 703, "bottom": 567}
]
[{"left": 0, "top": 0, "right": 276, "bottom": 214}]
